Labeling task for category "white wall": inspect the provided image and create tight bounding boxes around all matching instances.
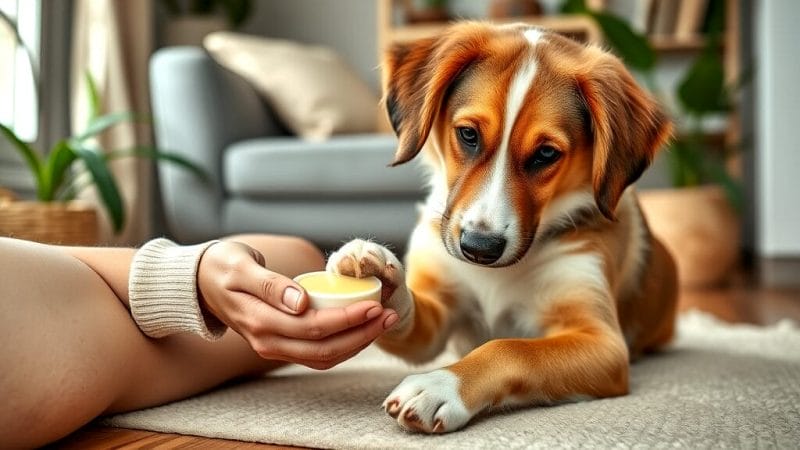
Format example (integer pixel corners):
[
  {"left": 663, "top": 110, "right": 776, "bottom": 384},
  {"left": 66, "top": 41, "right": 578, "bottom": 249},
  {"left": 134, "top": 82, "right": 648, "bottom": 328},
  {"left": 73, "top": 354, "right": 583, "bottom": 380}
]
[
  {"left": 756, "top": 0, "right": 800, "bottom": 256},
  {"left": 242, "top": 0, "right": 380, "bottom": 93}
]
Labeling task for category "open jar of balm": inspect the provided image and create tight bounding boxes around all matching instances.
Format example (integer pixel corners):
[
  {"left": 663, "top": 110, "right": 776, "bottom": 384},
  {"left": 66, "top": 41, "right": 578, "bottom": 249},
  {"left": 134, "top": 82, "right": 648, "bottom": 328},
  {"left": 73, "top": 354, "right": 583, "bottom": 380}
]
[{"left": 293, "top": 271, "right": 382, "bottom": 309}]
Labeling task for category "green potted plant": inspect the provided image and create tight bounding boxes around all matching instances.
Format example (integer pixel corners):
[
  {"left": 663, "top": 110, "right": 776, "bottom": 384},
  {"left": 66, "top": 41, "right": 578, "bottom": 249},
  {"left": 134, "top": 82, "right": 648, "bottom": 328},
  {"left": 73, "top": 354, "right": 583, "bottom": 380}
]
[
  {"left": 160, "top": 0, "right": 254, "bottom": 46},
  {"left": 563, "top": 0, "right": 743, "bottom": 286},
  {"left": 0, "top": 74, "right": 205, "bottom": 245}
]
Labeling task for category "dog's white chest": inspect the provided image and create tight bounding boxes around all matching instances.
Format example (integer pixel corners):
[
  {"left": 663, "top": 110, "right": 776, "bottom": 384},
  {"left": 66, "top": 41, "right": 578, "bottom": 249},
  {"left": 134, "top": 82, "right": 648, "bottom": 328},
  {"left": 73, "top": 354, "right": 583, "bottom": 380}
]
[
  {"left": 448, "top": 239, "right": 608, "bottom": 347},
  {"left": 455, "top": 264, "right": 542, "bottom": 340},
  {"left": 408, "top": 220, "right": 607, "bottom": 352}
]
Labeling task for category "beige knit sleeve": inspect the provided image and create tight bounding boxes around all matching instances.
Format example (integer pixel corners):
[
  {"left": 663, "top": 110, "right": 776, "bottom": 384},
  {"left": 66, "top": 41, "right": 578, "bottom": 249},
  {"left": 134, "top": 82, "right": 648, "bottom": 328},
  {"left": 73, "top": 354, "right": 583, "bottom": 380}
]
[{"left": 128, "top": 238, "right": 227, "bottom": 340}]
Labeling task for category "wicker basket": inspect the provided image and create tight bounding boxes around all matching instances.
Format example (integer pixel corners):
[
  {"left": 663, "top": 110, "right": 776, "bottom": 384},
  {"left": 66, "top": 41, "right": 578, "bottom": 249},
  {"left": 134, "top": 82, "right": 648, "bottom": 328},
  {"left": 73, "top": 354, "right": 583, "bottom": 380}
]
[
  {"left": 0, "top": 198, "right": 99, "bottom": 246},
  {"left": 640, "top": 185, "right": 740, "bottom": 287}
]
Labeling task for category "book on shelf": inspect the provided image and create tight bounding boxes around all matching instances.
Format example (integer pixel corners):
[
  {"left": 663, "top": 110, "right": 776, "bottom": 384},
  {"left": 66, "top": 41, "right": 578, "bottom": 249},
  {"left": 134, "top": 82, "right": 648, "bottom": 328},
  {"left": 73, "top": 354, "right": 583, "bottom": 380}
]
[
  {"left": 675, "top": 0, "right": 711, "bottom": 40},
  {"left": 645, "top": 0, "right": 717, "bottom": 43},
  {"left": 649, "top": 0, "right": 681, "bottom": 37}
]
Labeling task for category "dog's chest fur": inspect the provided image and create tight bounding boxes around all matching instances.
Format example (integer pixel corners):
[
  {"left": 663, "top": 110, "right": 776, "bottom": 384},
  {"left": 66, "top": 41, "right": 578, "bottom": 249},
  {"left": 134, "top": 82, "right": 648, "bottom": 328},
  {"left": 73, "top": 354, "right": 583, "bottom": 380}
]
[{"left": 409, "top": 221, "right": 609, "bottom": 354}]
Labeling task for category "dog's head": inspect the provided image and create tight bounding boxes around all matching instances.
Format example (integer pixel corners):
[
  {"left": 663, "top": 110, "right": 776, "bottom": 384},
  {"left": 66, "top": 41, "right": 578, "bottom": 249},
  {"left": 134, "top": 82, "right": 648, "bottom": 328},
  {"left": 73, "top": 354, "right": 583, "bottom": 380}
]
[{"left": 384, "top": 23, "right": 671, "bottom": 267}]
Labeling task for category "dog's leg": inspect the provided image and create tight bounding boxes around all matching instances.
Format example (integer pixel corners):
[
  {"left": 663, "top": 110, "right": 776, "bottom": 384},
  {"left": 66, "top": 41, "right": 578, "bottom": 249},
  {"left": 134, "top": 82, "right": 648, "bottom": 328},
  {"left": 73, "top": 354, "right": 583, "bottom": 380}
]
[
  {"left": 327, "top": 239, "right": 459, "bottom": 363},
  {"left": 383, "top": 300, "right": 629, "bottom": 433}
]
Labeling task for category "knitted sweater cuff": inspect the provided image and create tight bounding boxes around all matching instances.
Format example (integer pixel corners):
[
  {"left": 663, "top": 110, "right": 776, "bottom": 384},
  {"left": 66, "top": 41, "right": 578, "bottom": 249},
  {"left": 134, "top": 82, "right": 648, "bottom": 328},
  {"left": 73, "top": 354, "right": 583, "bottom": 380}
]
[{"left": 129, "top": 238, "right": 226, "bottom": 340}]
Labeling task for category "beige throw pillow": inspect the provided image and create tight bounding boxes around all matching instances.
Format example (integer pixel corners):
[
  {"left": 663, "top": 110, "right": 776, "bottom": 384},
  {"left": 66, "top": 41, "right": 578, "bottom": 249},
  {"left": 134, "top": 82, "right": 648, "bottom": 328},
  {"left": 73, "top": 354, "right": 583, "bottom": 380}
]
[{"left": 204, "top": 32, "right": 379, "bottom": 140}]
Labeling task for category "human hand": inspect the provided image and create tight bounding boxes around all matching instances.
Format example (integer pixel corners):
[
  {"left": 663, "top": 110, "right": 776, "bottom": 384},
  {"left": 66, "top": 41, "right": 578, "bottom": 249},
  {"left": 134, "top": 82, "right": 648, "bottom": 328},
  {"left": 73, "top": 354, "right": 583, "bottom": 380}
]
[{"left": 196, "top": 241, "right": 398, "bottom": 369}]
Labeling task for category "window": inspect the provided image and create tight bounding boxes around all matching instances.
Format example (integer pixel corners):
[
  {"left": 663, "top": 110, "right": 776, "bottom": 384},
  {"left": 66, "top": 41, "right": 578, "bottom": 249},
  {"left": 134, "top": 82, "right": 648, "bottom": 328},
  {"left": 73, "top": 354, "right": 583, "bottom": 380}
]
[{"left": 0, "top": 0, "right": 40, "bottom": 142}]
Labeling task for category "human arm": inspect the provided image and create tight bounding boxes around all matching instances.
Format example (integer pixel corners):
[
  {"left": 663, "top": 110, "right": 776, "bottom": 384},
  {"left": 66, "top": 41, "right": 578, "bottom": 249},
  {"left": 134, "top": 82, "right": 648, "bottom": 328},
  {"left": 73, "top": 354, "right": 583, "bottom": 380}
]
[{"left": 63, "top": 236, "right": 398, "bottom": 369}]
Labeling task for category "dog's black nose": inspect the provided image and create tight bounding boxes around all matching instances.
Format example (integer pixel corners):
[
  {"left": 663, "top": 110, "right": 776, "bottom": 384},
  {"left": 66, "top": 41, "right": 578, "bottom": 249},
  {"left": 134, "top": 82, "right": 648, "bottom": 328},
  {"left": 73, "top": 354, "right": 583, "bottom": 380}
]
[{"left": 459, "top": 230, "right": 506, "bottom": 265}]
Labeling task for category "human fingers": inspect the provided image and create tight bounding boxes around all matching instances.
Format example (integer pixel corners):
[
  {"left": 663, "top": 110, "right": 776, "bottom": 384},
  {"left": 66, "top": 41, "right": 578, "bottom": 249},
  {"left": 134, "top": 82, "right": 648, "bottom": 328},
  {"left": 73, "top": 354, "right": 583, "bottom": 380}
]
[
  {"left": 221, "top": 247, "right": 310, "bottom": 315},
  {"left": 238, "top": 299, "right": 385, "bottom": 341},
  {"left": 291, "top": 340, "right": 374, "bottom": 371},
  {"left": 254, "top": 309, "right": 398, "bottom": 369}
]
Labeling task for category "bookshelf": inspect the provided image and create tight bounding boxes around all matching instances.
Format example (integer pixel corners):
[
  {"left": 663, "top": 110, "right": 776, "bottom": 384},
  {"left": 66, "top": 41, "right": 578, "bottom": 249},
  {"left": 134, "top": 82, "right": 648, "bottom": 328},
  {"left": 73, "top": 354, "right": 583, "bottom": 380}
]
[
  {"left": 377, "top": 0, "right": 738, "bottom": 61},
  {"left": 376, "top": 0, "right": 740, "bottom": 139},
  {"left": 383, "top": 13, "right": 602, "bottom": 45},
  {"left": 377, "top": 0, "right": 603, "bottom": 60}
]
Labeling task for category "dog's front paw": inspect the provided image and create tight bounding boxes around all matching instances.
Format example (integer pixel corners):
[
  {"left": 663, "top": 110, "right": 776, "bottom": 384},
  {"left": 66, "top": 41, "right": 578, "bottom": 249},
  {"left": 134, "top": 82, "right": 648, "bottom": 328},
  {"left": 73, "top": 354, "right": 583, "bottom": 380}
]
[
  {"left": 326, "top": 240, "right": 413, "bottom": 330},
  {"left": 383, "top": 369, "right": 473, "bottom": 433},
  {"left": 326, "top": 239, "right": 405, "bottom": 291}
]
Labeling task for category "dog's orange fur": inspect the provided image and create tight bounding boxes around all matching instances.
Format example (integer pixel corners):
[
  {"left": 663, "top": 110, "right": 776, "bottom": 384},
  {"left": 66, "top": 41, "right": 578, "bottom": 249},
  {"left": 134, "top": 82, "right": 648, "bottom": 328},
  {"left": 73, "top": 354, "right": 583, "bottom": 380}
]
[{"left": 333, "top": 22, "right": 678, "bottom": 433}]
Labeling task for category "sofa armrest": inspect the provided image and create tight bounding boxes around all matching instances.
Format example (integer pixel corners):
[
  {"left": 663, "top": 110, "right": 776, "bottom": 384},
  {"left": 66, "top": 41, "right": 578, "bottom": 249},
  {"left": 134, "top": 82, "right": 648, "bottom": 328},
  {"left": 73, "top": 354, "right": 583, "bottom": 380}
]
[{"left": 149, "top": 46, "right": 283, "bottom": 242}]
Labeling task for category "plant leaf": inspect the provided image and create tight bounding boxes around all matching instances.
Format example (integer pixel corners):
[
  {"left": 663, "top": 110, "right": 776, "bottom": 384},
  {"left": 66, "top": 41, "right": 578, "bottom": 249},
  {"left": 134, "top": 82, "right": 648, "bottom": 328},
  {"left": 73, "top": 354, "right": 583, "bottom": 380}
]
[
  {"left": 677, "top": 50, "right": 729, "bottom": 115},
  {"left": 589, "top": 11, "right": 656, "bottom": 71},
  {"left": 72, "top": 146, "right": 125, "bottom": 233},
  {"left": 561, "top": 0, "right": 588, "bottom": 14},
  {"left": 666, "top": 140, "right": 704, "bottom": 187},
  {"left": 105, "top": 147, "right": 210, "bottom": 182},
  {"left": 0, "top": 123, "right": 44, "bottom": 197},
  {"left": 704, "top": 155, "right": 743, "bottom": 213},
  {"left": 705, "top": 0, "right": 726, "bottom": 36},
  {"left": 84, "top": 71, "right": 101, "bottom": 125},
  {"left": 73, "top": 111, "right": 137, "bottom": 142},
  {"left": 41, "top": 140, "right": 77, "bottom": 201}
]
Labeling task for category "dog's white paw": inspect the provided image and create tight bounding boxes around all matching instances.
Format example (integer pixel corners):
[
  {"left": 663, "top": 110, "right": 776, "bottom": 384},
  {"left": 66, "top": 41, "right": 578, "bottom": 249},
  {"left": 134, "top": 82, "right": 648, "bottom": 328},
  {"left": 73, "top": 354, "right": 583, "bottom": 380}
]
[
  {"left": 383, "top": 369, "right": 473, "bottom": 433},
  {"left": 326, "top": 239, "right": 405, "bottom": 289},
  {"left": 327, "top": 239, "right": 413, "bottom": 331}
]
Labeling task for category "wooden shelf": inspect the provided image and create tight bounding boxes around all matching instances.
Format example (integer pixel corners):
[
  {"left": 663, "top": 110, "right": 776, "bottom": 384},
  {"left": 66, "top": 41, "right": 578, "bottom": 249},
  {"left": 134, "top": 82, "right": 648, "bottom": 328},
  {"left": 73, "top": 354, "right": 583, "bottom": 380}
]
[
  {"left": 385, "top": 14, "right": 602, "bottom": 45},
  {"left": 651, "top": 35, "right": 705, "bottom": 51},
  {"left": 649, "top": 34, "right": 721, "bottom": 52},
  {"left": 378, "top": 0, "right": 738, "bottom": 56}
]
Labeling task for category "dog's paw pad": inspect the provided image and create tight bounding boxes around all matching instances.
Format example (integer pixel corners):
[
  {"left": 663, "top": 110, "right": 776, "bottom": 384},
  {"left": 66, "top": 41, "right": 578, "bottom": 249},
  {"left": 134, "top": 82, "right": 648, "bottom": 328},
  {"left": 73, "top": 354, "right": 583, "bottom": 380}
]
[
  {"left": 327, "top": 239, "right": 404, "bottom": 287},
  {"left": 358, "top": 250, "right": 384, "bottom": 276}
]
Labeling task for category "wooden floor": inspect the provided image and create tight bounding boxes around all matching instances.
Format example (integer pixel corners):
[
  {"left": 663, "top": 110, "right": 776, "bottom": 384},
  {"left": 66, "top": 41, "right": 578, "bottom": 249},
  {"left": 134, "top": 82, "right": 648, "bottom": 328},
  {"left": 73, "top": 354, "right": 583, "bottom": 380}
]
[{"left": 49, "top": 270, "right": 800, "bottom": 449}]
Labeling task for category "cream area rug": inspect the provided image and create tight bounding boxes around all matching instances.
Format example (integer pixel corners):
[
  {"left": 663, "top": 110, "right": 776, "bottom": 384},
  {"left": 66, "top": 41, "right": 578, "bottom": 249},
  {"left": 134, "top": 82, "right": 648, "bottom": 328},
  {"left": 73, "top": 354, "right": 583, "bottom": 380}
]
[{"left": 102, "top": 312, "right": 800, "bottom": 449}]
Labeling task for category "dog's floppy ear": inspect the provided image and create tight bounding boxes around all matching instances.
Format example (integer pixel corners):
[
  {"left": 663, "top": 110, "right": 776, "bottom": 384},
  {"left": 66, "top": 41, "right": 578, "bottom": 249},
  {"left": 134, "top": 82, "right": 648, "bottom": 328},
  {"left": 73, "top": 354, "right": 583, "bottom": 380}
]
[
  {"left": 577, "top": 50, "right": 672, "bottom": 220},
  {"left": 382, "top": 25, "right": 486, "bottom": 166}
]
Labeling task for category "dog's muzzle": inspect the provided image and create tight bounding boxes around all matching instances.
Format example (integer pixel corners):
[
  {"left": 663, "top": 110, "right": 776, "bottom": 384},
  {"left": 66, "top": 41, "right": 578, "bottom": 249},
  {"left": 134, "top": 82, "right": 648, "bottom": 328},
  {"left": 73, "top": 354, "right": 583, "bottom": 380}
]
[{"left": 459, "top": 230, "right": 507, "bottom": 265}]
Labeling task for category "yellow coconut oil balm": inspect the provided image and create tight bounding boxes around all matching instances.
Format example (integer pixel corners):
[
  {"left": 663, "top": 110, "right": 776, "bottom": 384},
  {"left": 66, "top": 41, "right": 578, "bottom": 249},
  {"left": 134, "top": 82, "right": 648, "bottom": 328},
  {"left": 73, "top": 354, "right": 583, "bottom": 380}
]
[{"left": 293, "top": 271, "right": 381, "bottom": 309}]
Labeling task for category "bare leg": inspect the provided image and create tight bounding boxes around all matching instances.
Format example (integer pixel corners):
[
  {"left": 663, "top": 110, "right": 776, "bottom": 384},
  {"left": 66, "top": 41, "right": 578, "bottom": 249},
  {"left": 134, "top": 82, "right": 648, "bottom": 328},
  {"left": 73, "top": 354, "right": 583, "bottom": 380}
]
[{"left": 0, "top": 234, "right": 324, "bottom": 448}]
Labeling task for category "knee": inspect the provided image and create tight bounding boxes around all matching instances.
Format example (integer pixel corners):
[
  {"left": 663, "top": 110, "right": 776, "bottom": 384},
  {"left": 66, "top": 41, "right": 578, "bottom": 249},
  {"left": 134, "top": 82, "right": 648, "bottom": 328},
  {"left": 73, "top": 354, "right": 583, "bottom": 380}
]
[{"left": 292, "top": 237, "right": 326, "bottom": 268}]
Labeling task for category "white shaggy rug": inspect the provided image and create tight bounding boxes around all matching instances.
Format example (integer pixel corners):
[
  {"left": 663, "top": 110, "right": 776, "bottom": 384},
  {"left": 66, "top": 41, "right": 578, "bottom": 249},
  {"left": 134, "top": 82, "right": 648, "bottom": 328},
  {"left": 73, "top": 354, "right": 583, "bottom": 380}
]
[{"left": 102, "top": 312, "right": 800, "bottom": 449}]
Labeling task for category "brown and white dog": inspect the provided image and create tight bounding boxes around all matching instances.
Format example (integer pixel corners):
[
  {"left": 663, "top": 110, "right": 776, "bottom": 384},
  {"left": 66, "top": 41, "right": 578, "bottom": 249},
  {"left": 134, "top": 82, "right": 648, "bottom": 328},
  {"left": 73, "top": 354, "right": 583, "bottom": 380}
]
[{"left": 327, "top": 22, "right": 678, "bottom": 433}]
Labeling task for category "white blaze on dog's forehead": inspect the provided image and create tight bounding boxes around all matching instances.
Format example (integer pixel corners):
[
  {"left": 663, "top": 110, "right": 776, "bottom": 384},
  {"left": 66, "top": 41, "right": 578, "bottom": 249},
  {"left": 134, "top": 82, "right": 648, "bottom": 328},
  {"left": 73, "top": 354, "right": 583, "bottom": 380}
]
[
  {"left": 523, "top": 27, "right": 545, "bottom": 45},
  {"left": 461, "top": 54, "right": 538, "bottom": 241}
]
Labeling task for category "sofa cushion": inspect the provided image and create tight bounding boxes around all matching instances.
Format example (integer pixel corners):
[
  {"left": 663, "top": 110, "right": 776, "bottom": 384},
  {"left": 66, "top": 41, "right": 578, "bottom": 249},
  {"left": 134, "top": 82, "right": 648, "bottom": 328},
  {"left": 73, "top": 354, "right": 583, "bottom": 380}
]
[
  {"left": 224, "top": 198, "right": 421, "bottom": 250},
  {"left": 204, "top": 32, "right": 380, "bottom": 140},
  {"left": 223, "top": 134, "right": 428, "bottom": 198}
]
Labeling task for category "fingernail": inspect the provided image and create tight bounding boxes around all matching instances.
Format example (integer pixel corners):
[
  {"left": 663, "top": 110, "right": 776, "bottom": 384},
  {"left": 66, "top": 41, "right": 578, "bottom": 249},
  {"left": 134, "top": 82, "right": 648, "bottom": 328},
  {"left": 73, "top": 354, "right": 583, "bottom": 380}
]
[
  {"left": 282, "top": 287, "right": 301, "bottom": 311},
  {"left": 366, "top": 306, "right": 382, "bottom": 320},
  {"left": 383, "top": 313, "right": 399, "bottom": 330}
]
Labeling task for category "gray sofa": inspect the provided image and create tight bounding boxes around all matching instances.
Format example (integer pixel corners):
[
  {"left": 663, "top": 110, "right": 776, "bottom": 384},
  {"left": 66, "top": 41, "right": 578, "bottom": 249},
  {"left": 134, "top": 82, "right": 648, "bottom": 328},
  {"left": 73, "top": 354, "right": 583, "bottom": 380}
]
[{"left": 149, "top": 47, "right": 427, "bottom": 250}]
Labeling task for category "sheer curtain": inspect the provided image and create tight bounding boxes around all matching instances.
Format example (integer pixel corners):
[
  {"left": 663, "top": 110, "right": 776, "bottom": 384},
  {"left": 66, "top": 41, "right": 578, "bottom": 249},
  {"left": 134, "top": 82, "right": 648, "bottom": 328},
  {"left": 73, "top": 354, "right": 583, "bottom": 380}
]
[{"left": 71, "top": 0, "right": 154, "bottom": 245}]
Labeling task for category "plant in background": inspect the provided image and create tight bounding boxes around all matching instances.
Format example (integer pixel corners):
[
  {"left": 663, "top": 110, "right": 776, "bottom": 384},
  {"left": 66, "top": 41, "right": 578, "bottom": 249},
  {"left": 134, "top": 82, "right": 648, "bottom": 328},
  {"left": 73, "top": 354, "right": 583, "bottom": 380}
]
[
  {"left": 562, "top": 0, "right": 742, "bottom": 211},
  {"left": 159, "top": 0, "right": 254, "bottom": 28},
  {"left": 0, "top": 74, "right": 206, "bottom": 234}
]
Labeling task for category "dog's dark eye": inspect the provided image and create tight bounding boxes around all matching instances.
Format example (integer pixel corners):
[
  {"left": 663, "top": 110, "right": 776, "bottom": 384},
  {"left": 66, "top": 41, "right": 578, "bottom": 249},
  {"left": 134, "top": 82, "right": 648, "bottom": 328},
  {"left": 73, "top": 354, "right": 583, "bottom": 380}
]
[
  {"left": 525, "top": 145, "right": 562, "bottom": 172},
  {"left": 456, "top": 127, "right": 480, "bottom": 155}
]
